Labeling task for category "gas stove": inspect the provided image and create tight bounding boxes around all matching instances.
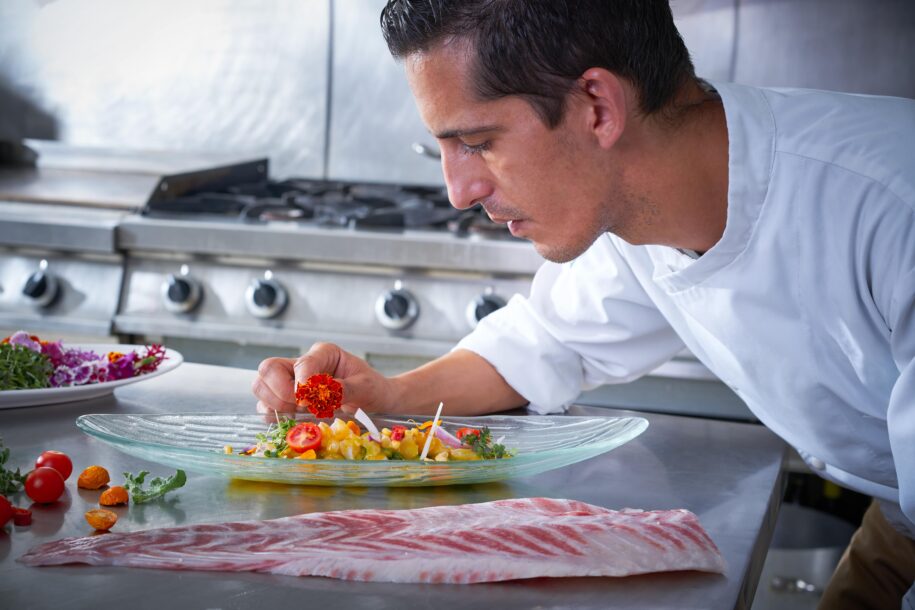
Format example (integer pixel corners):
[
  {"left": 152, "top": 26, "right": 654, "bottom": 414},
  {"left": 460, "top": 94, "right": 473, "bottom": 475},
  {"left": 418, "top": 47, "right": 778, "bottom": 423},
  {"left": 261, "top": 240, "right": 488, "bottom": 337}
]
[
  {"left": 88, "top": 158, "right": 542, "bottom": 369},
  {"left": 142, "top": 177, "right": 514, "bottom": 239}
]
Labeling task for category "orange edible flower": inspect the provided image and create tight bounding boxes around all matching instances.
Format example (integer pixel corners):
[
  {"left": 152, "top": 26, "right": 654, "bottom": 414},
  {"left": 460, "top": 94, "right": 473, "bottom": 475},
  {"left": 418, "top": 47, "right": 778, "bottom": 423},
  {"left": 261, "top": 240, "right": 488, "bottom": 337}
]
[
  {"left": 295, "top": 373, "right": 343, "bottom": 419},
  {"left": 107, "top": 351, "right": 125, "bottom": 363}
]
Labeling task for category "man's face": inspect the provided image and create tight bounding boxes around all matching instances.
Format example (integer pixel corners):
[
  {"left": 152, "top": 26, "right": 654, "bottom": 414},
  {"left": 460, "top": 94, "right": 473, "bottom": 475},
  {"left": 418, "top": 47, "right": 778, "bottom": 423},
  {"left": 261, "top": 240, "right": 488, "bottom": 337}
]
[{"left": 405, "top": 43, "right": 630, "bottom": 263}]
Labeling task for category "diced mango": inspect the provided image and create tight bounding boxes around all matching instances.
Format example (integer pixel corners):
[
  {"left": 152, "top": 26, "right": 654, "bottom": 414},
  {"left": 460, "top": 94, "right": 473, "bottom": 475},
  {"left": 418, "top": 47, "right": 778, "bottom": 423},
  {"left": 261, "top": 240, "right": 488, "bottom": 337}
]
[
  {"left": 449, "top": 448, "right": 481, "bottom": 461},
  {"left": 399, "top": 438, "right": 419, "bottom": 459}
]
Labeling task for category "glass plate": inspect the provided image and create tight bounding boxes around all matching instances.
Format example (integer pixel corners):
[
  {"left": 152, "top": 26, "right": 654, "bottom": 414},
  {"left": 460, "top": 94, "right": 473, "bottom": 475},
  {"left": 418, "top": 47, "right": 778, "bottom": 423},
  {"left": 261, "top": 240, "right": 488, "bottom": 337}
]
[
  {"left": 0, "top": 345, "right": 183, "bottom": 409},
  {"left": 76, "top": 413, "right": 648, "bottom": 487}
]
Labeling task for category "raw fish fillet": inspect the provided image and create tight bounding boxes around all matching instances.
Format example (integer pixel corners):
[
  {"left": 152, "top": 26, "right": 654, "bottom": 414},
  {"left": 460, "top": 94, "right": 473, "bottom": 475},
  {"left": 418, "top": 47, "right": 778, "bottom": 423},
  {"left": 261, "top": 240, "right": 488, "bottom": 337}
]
[{"left": 20, "top": 497, "right": 725, "bottom": 583}]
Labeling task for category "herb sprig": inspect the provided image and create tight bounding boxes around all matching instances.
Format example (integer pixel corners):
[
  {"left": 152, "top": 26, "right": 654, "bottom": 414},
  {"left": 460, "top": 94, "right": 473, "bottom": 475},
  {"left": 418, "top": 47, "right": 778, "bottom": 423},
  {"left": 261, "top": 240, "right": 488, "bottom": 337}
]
[
  {"left": 0, "top": 438, "right": 27, "bottom": 495},
  {"left": 462, "top": 427, "right": 512, "bottom": 459},
  {"left": 0, "top": 343, "right": 52, "bottom": 391},
  {"left": 255, "top": 417, "right": 298, "bottom": 457},
  {"left": 123, "top": 469, "right": 187, "bottom": 503}
]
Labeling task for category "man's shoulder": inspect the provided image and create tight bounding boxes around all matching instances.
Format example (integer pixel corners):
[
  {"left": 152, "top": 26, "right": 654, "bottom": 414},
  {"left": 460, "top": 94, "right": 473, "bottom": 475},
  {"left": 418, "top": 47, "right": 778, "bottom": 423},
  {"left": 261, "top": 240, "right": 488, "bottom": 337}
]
[{"left": 741, "top": 83, "right": 915, "bottom": 205}]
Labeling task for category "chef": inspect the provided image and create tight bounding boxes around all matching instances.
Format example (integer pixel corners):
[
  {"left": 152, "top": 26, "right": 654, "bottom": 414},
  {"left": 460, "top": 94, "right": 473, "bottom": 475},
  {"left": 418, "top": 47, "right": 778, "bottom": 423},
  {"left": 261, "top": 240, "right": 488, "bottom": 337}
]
[{"left": 253, "top": 1, "right": 915, "bottom": 607}]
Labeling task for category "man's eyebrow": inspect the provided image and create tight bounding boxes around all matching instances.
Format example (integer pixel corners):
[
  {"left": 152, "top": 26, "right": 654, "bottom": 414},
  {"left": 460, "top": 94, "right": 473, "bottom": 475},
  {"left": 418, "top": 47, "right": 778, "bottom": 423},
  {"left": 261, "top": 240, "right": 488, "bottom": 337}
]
[{"left": 433, "top": 125, "right": 502, "bottom": 139}]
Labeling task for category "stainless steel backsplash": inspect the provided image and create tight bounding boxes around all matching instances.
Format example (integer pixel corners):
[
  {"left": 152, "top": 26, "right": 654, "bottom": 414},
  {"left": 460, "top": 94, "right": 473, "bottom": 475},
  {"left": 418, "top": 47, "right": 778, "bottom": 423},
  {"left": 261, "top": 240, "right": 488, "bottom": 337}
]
[{"left": 1, "top": 0, "right": 912, "bottom": 184}]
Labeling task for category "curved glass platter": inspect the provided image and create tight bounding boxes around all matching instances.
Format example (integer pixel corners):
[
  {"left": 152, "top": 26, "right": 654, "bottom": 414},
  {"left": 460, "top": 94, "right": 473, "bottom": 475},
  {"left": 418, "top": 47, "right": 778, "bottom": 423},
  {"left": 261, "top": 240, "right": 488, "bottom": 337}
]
[{"left": 76, "top": 413, "right": 648, "bottom": 487}]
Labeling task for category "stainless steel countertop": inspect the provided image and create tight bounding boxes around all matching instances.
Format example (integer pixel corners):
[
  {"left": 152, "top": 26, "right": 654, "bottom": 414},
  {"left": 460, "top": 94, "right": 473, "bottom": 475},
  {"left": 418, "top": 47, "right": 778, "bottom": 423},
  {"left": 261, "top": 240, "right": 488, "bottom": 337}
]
[{"left": 0, "top": 362, "right": 786, "bottom": 609}]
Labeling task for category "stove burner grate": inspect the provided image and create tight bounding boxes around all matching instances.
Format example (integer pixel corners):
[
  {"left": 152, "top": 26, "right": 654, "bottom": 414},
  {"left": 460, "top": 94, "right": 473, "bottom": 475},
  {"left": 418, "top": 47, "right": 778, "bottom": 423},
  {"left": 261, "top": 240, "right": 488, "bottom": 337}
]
[{"left": 142, "top": 178, "right": 514, "bottom": 239}]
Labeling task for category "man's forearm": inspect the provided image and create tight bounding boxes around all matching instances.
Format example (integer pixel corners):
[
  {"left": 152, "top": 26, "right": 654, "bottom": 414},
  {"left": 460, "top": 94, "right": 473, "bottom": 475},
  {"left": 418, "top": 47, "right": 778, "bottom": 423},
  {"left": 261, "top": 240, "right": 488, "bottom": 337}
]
[{"left": 389, "top": 349, "right": 528, "bottom": 415}]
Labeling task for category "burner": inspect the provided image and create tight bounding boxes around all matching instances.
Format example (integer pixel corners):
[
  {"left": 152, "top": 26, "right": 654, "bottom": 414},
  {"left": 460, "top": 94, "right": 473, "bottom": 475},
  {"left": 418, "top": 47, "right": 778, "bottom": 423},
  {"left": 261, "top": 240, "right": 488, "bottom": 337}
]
[{"left": 141, "top": 178, "right": 513, "bottom": 239}]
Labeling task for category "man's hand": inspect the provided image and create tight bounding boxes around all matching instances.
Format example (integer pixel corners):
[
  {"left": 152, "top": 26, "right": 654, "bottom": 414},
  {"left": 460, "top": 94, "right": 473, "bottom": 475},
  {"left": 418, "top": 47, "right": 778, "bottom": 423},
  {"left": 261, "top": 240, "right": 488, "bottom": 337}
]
[
  {"left": 253, "top": 344, "right": 526, "bottom": 417},
  {"left": 252, "top": 342, "right": 396, "bottom": 416}
]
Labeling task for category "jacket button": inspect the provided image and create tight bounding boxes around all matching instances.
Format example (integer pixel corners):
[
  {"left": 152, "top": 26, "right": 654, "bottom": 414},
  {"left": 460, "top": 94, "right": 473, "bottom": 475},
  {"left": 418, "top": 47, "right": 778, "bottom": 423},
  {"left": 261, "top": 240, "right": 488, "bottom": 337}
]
[{"left": 808, "top": 457, "right": 826, "bottom": 471}]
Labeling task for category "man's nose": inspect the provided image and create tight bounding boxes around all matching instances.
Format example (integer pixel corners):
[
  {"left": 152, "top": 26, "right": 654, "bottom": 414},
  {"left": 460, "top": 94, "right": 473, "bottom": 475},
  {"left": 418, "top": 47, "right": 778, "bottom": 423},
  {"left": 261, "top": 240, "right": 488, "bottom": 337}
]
[{"left": 441, "top": 149, "right": 493, "bottom": 210}]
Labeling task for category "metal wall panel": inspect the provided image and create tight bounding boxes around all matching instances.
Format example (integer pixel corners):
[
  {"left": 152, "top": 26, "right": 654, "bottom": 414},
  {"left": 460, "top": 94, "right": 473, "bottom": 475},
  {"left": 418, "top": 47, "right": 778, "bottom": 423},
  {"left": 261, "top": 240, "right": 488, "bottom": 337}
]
[
  {"left": 733, "top": 0, "right": 915, "bottom": 96},
  {"left": 672, "top": 0, "right": 738, "bottom": 82},
  {"left": 0, "top": 0, "right": 330, "bottom": 178},
  {"left": 327, "top": 0, "right": 444, "bottom": 186},
  {"left": 327, "top": 1, "right": 742, "bottom": 186}
]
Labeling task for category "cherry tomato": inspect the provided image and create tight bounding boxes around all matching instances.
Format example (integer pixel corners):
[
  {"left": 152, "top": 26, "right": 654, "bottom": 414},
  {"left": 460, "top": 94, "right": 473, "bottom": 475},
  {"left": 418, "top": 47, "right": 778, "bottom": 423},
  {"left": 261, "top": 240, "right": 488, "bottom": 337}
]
[
  {"left": 35, "top": 450, "right": 73, "bottom": 481},
  {"left": 12, "top": 507, "right": 31, "bottom": 526},
  {"left": 390, "top": 425, "right": 407, "bottom": 442},
  {"left": 286, "top": 422, "right": 322, "bottom": 453},
  {"left": 25, "top": 467, "right": 65, "bottom": 504},
  {"left": 0, "top": 495, "right": 12, "bottom": 527},
  {"left": 455, "top": 427, "right": 481, "bottom": 441}
]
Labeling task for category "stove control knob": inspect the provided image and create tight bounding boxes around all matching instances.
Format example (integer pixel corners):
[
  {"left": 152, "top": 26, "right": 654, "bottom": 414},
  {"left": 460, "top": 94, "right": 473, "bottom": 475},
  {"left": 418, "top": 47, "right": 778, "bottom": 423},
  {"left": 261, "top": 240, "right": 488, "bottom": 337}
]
[
  {"left": 161, "top": 272, "right": 202, "bottom": 313},
  {"left": 375, "top": 286, "right": 419, "bottom": 330},
  {"left": 22, "top": 261, "right": 59, "bottom": 307},
  {"left": 246, "top": 277, "right": 287, "bottom": 319},
  {"left": 466, "top": 291, "right": 506, "bottom": 328}
]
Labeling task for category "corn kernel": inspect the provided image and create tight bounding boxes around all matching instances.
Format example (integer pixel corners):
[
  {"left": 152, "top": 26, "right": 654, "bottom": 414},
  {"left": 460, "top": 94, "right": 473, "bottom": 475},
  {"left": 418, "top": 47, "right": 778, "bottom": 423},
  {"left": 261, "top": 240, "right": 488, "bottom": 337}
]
[{"left": 223, "top": 445, "right": 234, "bottom": 454}]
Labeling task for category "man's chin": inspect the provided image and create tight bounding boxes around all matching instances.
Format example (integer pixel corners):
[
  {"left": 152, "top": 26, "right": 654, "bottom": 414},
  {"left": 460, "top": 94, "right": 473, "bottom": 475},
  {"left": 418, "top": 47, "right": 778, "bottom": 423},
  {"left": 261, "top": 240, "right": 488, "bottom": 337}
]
[{"left": 531, "top": 240, "right": 590, "bottom": 264}]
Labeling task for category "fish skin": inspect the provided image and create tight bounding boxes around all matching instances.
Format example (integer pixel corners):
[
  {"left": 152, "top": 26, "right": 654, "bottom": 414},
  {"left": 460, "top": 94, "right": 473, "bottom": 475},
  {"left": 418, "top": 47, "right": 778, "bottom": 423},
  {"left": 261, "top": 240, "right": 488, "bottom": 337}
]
[{"left": 20, "top": 497, "right": 726, "bottom": 583}]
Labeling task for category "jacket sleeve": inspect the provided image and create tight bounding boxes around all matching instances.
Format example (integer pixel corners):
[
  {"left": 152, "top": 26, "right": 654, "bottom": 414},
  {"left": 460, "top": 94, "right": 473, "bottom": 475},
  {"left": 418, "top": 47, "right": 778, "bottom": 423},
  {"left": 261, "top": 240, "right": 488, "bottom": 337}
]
[
  {"left": 888, "top": 264, "right": 915, "bottom": 528},
  {"left": 455, "top": 235, "right": 684, "bottom": 413}
]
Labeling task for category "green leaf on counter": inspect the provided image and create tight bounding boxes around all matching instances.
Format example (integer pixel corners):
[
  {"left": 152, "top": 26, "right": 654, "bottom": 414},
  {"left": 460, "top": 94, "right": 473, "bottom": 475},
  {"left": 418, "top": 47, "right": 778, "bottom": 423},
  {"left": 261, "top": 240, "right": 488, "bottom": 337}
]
[
  {"left": 123, "top": 469, "right": 187, "bottom": 504},
  {"left": 0, "top": 438, "right": 27, "bottom": 495}
]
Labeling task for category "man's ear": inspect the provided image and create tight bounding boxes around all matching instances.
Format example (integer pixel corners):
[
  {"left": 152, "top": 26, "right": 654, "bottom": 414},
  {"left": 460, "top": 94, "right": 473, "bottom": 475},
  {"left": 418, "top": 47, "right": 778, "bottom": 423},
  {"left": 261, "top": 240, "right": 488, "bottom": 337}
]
[{"left": 576, "top": 68, "right": 627, "bottom": 149}]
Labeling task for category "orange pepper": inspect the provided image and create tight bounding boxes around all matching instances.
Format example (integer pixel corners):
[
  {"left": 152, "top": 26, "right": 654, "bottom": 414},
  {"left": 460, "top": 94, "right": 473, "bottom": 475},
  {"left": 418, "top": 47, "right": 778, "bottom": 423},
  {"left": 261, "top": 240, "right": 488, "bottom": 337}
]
[
  {"left": 99, "top": 485, "right": 129, "bottom": 506},
  {"left": 85, "top": 509, "right": 118, "bottom": 531},
  {"left": 77, "top": 465, "right": 110, "bottom": 490}
]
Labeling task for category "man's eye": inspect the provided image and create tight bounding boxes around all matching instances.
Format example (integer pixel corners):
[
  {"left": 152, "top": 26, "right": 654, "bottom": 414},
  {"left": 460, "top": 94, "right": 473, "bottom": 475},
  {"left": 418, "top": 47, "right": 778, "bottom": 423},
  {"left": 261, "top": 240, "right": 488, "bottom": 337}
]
[{"left": 461, "top": 141, "right": 491, "bottom": 155}]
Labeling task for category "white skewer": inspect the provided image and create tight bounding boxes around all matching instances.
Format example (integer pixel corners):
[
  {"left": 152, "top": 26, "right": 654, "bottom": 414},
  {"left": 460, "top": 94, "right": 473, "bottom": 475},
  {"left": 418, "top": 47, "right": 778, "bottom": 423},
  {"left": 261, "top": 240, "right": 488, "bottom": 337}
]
[{"left": 419, "top": 401, "right": 444, "bottom": 461}]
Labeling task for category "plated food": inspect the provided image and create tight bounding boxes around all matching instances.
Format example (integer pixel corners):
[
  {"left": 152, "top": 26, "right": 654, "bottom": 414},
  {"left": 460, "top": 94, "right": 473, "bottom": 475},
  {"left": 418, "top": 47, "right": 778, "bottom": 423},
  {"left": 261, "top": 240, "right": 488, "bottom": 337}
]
[
  {"left": 0, "top": 331, "right": 168, "bottom": 391},
  {"left": 230, "top": 411, "right": 512, "bottom": 462},
  {"left": 76, "top": 413, "right": 649, "bottom": 486}
]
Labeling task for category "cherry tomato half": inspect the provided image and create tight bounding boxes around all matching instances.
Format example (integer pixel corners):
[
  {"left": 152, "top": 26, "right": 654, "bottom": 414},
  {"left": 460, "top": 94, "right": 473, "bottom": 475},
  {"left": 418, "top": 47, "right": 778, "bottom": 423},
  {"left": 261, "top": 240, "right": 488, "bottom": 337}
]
[
  {"left": 35, "top": 450, "right": 73, "bottom": 481},
  {"left": 25, "top": 467, "right": 65, "bottom": 504},
  {"left": 390, "top": 425, "right": 407, "bottom": 442},
  {"left": 0, "top": 495, "right": 12, "bottom": 527},
  {"left": 12, "top": 507, "right": 31, "bottom": 526},
  {"left": 286, "top": 422, "right": 322, "bottom": 453},
  {"left": 455, "top": 427, "right": 481, "bottom": 441}
]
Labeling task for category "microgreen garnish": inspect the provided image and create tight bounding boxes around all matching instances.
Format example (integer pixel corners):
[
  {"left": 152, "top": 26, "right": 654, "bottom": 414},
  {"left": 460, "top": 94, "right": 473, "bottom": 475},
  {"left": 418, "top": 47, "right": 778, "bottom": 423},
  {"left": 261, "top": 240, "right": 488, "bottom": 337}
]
[
  {"left": 255, "top": 417, "right": 298, "bottom": 457},
  {"left": 0, "top": 342, "right": 52, "bottom": 391},
  {"left": 462, "top": 427, "right": 512, "bottom": 459}
]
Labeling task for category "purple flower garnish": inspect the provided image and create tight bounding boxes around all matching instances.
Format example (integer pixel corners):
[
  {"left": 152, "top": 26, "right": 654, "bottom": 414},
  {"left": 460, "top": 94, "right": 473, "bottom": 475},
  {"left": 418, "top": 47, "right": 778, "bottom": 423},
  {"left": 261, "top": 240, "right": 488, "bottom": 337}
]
[{"left": 8, "top": 331, "right": 40, "bottom": 352}]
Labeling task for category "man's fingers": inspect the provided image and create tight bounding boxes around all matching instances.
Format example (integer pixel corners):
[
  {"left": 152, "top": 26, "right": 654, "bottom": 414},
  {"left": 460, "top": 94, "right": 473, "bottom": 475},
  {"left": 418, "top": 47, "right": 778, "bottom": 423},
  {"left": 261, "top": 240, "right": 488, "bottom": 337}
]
[
  {"left": 256, "top": 358, "right": 297, "bottom": 402},
  {"left": 292, "top": 342, "right": 344, "bottom": 385},
  {"left": 253, "top": 357, "right": 298, "bottom": 411}
]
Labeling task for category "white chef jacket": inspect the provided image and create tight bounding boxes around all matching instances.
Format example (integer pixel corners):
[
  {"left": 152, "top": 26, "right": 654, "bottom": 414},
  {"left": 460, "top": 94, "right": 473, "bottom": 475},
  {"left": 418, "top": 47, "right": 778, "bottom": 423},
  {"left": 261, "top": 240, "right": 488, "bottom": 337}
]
[{"left": 457, "top": 82, "right": 915, "bottom": 547}]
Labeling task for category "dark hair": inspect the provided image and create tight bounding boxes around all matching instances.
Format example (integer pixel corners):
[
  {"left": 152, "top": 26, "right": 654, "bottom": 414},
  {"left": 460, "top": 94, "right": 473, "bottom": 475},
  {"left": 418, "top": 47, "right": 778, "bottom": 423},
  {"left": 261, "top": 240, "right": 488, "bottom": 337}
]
[{"left": 380, "top": 0, "right": 695, "bottom": 127}]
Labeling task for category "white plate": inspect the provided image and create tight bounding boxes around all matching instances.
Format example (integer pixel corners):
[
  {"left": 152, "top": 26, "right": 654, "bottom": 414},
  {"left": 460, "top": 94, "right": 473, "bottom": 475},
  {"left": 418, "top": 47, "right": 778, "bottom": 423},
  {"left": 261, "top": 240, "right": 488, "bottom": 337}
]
[{"left": 0, "top": 344, "right": 183, "bottom": 409}]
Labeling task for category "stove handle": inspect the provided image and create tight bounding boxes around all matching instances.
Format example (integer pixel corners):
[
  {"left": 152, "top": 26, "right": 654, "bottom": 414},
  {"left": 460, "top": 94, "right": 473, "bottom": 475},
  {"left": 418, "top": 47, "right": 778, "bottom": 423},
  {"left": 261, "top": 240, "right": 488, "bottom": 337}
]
[
  {"left": 161, "top": 271, "right": 202, "bottom": 314},
  {"left": 245, "top": 277, "right": 288, "bottom": 319},
  {"left": 375, "top": 286, "right": 420, "bottom": 331},
  {"left": 466, "top": 291, "right": 507, "bottom": 329},
  {"left": 22, "top": 261, "right": 59, "bottom": 308}
]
